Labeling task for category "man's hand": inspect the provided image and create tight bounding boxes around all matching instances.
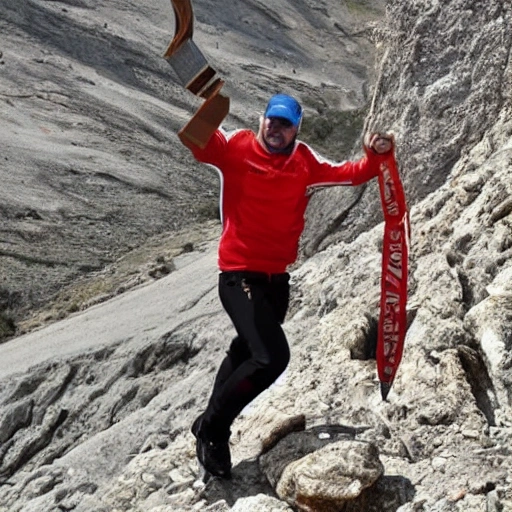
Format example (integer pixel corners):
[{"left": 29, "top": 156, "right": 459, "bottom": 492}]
[{"left": 367, "top": 133, "right": 395, "bottom": 154}]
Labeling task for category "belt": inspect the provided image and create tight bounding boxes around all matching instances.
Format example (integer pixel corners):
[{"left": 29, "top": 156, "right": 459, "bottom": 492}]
[{"left": 220, "top": 270, "right": 290, "bottom": 284}]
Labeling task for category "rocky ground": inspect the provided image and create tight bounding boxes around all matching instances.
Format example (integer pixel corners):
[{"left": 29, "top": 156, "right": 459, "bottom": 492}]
[{"left": 1, "top": 0, "right": 512, "bottom": 511}]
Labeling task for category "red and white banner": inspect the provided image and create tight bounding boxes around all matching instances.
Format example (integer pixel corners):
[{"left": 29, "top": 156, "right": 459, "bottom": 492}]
[{"left": 377, "top": 154, "right": 410, "bottom": 400}]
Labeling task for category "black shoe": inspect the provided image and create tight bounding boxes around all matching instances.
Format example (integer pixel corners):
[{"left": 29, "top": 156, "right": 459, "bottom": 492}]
[{"left": 191, "top": 415, "right": 232, "bottom": 479}]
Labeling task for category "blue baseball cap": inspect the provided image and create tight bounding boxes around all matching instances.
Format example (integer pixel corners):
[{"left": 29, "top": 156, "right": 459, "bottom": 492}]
[{"left": 264, "top": 94, "right": 303, "bottom": 127}]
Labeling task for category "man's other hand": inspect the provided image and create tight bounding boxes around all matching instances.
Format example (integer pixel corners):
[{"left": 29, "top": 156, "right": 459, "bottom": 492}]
[{"left": 368, "top": 133, "right": 395, "bottom": 154}]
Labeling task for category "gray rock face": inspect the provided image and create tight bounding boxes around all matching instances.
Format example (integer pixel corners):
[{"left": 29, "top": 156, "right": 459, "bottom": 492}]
[
  {"left": 303, "top": 0, "right": 512, "bottom": 252},
  {"left": 1, "top": 0, "right": 512, "bottom": 512}
]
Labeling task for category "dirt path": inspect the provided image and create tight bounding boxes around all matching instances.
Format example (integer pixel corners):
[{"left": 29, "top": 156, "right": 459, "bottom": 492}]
[{"left": 0, "top": 242, "right": 219, "bottom": 379}]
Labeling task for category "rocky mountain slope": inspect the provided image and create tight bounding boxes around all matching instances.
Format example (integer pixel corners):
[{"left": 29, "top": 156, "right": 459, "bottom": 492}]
[
  {"left": 0, "top": 0, "right": 382, "bottom": 333},
  {"left": 1, "top": 0, "right": 512, "bottom": 511}
]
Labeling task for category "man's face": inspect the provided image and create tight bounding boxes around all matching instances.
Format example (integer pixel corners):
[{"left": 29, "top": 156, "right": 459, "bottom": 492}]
[{"left": 262, "top": 117, "right": 298, "bottom": 151}]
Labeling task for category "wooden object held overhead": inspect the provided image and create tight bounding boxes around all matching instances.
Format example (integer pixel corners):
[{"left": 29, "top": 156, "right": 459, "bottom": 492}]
[{"left": 164, "top": 0, "right": 229, "bottom": 148}]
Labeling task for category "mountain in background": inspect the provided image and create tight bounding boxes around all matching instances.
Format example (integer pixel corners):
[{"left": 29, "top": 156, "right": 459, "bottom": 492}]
[{"left": 0, "top": 0, "right": 384, "bottom": 335}]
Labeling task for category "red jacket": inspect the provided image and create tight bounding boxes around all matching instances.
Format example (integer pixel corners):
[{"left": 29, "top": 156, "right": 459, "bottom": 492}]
[{"left": 186, "top": 129, "right": 384, "bottom": 273}]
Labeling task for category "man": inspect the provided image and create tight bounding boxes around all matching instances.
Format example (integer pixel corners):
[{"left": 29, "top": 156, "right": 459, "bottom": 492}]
[{"left": 180, "top": 93, "right": 394, "bottom": 479}]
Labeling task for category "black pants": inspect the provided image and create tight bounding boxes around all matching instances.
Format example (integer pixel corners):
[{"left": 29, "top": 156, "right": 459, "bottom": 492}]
[{"left": 200, "top": 271, "right": 291, "bottom": 441}]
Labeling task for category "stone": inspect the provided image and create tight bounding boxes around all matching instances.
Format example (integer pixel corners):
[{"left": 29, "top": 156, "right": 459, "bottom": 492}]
[{"left": 261, "top": 434, "right": 383, "bottom": 512}]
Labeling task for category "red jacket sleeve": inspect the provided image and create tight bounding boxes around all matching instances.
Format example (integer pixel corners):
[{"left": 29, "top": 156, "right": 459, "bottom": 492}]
[
  {"left": 304, "top": 143, "right": 391, "bottom": 187},
  {"left": 181, "top": 129, "right": 228, "bottom": 168}
]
